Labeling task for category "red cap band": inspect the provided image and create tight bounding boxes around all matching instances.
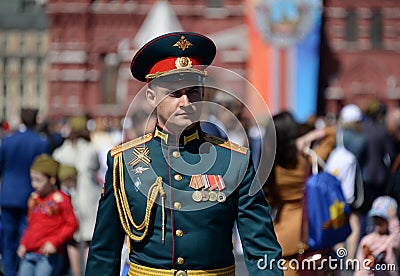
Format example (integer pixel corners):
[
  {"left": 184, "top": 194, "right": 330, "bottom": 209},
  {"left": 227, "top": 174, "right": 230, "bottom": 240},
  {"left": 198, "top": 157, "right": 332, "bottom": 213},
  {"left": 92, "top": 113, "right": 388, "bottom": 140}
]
[{"left": 148, "top": 57, "right": 202, "bottom": 77}]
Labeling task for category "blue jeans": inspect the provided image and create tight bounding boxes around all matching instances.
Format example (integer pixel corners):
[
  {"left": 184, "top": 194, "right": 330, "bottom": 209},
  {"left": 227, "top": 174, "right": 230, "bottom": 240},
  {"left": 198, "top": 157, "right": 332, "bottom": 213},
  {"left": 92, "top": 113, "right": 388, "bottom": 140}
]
[{"left": 18, "top": 252, "right": 63, "bottom": 276}]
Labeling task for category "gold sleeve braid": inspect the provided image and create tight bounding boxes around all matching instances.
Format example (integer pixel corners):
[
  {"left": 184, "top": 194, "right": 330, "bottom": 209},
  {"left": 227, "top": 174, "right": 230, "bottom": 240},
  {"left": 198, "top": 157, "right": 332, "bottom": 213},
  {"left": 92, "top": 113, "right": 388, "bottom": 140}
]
[{"left": 113, "top": 153, "right": 166, "bottom": 244}]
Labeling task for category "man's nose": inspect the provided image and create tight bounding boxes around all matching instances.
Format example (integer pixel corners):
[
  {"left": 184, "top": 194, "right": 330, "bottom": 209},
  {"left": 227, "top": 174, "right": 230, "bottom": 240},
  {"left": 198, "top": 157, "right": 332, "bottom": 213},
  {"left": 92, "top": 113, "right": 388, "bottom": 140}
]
[{"left": 179, "top": 94, "right": 190, "bottom": 106}]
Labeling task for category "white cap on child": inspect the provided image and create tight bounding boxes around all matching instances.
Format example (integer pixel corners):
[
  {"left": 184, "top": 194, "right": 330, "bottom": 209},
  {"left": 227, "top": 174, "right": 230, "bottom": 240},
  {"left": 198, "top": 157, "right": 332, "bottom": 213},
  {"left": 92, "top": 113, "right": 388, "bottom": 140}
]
[
  {"left": 339, "top": 104, "right": 363, "bottom": 123},
  {"left": 369, "top": 196, "right": 398, "bottom": 220}
]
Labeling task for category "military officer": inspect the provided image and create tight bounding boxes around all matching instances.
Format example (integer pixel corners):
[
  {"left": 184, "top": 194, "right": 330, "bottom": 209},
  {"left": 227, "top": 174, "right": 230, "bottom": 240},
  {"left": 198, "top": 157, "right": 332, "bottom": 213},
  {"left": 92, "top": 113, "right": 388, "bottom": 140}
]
[{"left": 85, "top": 32, "right": 282, "bottom": 276}]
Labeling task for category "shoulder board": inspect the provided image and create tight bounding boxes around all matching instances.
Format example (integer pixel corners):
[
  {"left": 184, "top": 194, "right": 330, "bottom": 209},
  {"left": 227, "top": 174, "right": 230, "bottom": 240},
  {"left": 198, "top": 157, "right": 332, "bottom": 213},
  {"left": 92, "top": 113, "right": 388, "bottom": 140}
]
[
  {"left": 111, "top": 133, "right": 153, "bottom": 157},
  {"left": 204, "top": 134, "right": 248, "bottom": 155}
]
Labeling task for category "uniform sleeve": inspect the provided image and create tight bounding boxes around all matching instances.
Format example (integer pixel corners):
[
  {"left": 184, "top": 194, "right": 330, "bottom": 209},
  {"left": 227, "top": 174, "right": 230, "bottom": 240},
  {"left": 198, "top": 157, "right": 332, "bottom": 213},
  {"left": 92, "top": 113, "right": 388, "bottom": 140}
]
[
  {"left": 236, "top": 152, "right": 283, "bottom": 275},
  {"left": 85, "top": 152, "right": 126, "bottom": 276}
]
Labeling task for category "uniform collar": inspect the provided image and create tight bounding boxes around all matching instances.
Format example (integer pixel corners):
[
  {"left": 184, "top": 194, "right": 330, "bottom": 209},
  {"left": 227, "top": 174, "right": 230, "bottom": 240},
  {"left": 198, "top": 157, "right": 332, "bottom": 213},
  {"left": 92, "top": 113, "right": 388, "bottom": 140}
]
[{"left": 153, "top": 122, "right": 202, "bottom": 146}]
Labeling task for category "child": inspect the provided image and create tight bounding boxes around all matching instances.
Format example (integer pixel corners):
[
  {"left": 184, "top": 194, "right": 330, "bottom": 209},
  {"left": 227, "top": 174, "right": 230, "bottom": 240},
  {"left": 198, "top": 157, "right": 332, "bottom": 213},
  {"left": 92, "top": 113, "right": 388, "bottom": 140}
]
[
  {"left": 17, "top": 154, "right": 79, "bottom": 276},
  {"left": 58, "top": 164, "right": 82, "bottom": 276},
  {"left": 355, "top": 196, "right": 400, "bottom": 275},
  {"left": 58, "top": 165, "right": 77, "bottom": 197}
]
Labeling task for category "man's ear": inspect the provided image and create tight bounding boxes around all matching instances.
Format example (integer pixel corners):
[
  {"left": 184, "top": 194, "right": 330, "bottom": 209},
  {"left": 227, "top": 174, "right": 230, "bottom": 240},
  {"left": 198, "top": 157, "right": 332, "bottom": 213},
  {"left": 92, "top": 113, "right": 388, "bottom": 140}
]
[{"left": 146, "top": 88, "right": 157, "bottom": 108}]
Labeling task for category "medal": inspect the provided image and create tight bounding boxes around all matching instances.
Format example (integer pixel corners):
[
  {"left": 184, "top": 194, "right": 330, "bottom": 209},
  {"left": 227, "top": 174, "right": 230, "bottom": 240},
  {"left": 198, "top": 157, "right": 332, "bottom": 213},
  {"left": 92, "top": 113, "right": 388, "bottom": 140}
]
[
  {"left": 190, "top": 175, "right": 226, "bottom": 203},
  {"left": 129, "top": 146, "right": 151, "bottom": 167},
  {"left": 217, "top": 191, "right": 226, "bottom": 202},
  {"left": 208, "top": 191, "right": 217, "bottom": 202},
  {"left": 201, "top": 189, "right": 209, "bottom": 201},
  {"left": 192, "top": 190, "right": 202, "bottom": 202}
]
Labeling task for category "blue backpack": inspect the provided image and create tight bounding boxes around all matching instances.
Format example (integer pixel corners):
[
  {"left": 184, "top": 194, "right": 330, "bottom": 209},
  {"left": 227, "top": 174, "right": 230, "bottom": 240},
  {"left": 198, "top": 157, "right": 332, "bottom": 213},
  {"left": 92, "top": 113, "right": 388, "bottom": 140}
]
[{"left": 303, "top": 149, "right": 352, "bottom": 251}]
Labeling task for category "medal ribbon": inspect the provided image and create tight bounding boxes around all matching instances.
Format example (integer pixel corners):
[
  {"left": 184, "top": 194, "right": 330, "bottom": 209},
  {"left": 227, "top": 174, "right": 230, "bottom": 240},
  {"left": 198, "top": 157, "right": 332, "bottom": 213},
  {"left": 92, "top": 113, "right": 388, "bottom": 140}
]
[
  {"left": 190, "top": 175, "right": 225, "bottom": 191},
  {"left": 201, "top": 175, "right": 210, "bottom": 189},
  {"left": 189, "top": 175, "right": 205, "bottom": 190},
  {"left": 216, "top": 175, "right": 226, "bottom": 191},
  {"left": 207, "top": 175, "right": 218, "bottom": 190}
]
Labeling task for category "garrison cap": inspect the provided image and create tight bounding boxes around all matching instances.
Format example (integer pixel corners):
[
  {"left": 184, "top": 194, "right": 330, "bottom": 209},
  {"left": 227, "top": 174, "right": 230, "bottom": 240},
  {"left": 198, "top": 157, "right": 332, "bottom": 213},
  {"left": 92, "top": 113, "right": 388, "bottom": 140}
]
[
  {"left": 31, "top": 154, "right": 60, "bottom": 178},
  {"left": 69, "top": 116, "right": 88, "bottom": 132},
  {"left": 131, "top": 32, "right": 216, "bottom": 82},
  {"left": 58, "top": 165, "right": 78, "bottom": 181}
]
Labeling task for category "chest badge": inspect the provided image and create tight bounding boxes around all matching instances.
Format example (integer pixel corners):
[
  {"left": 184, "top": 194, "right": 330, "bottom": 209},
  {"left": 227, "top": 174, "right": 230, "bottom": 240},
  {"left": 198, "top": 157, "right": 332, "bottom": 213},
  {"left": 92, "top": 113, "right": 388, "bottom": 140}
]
[
  {"left": 132, "top": 166, "right": 149, "bottom": 175},
  {"left": 134, "top": 177, "right": 142, "bottom": 191},
  {"left": 128, "top": 146, "right": 151, "bottom": 167}
]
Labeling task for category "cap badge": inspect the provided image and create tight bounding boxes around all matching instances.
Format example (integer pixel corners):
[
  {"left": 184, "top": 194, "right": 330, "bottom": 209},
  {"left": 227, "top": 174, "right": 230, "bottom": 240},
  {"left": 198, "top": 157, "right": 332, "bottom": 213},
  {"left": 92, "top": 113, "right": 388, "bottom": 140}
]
[
  {"left": 173, "top": 36, "right": 193, "bottom": 51},
  {"left": 175, "top": 57, "right": 192, "bottom": 69}
]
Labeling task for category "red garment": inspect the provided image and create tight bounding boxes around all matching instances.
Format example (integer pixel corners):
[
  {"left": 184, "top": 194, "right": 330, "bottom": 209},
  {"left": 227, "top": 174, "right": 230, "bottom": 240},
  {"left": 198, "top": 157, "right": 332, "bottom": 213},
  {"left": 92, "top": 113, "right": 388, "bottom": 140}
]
[{"left": 20, "top": 190, "right": 79, "bottom": 254}]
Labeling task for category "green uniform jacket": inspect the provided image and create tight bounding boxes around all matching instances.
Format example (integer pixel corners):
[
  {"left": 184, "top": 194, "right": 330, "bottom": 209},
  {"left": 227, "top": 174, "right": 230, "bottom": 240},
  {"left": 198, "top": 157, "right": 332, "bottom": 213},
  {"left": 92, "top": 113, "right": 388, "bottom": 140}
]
[{"left": 85, "top": 125, "right": 282, "bottom": 275}]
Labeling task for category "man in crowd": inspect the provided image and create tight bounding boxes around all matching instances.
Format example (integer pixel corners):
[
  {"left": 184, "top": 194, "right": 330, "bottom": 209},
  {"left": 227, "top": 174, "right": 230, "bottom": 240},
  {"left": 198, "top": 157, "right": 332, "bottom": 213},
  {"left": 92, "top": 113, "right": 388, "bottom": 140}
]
[{"left": 0, "top": 108, "right": 49, "bottom": 276}]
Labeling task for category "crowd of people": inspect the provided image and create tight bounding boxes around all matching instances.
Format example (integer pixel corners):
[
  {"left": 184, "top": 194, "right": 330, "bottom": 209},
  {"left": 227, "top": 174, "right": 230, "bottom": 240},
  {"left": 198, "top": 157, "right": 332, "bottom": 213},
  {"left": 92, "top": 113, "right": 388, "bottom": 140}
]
[
  {"left": 264, "top": 102, "right": 400, "bottom": 275},
  {"left": 0, "top": 110, "right": 117, "bottom": 276},
  {"left": 0, "top": 33, "right": 399, "bottom": 276},
  {"left": 0, "top": 99, "right": 399, "bottom": 276}
]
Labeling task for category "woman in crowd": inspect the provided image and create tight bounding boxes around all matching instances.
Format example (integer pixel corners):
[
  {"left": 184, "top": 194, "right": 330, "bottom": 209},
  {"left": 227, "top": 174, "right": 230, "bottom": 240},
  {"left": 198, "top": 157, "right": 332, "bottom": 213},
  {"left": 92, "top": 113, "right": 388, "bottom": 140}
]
[
  {"left": 263, "top": 111, "right": 336, "bottom": 276},
  {"left": 52, "top": 116, "right": 101, "bottom": 273}
]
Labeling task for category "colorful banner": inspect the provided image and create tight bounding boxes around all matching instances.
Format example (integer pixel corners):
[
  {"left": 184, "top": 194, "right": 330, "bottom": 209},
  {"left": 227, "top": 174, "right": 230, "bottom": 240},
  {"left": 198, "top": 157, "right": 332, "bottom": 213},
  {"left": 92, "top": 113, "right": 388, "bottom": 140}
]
[
  {"left": 247, "top": 0, "right": 322, "bottom": 122},
  {"left": 291, "top": 17, "right": 322, "bottom": 122}
]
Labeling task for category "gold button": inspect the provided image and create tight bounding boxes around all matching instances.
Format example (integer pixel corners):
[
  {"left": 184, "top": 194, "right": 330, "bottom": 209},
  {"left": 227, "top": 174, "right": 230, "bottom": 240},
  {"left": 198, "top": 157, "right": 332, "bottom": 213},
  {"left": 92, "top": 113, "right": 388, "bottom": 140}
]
[
  {"left": 174, "top": 174, "right": 183, "bottom": 181},
  {"left": 177, "top": 257, "right": 185, "bottom": 265},
  {"left": 175, "top": 271, "right": 187, "bottom": 276},
  {"left": 174, "top": 202, "right": 182, "bottom": 210},
  {"left": 172, "top": 151, "right": 180, "bottom": 158},
  {"left": 176, "top": 229, "right": 183, "bottom": 237}
]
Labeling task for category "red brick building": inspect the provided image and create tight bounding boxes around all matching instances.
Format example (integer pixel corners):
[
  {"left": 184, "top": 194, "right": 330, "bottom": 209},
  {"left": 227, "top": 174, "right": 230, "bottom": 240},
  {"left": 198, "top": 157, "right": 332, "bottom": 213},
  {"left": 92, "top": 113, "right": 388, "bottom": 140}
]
[
  {"left": 320, "top": 0, "right": 400, "bottom": 115},
  {"left": 46, "top": 0, "right": 247, "bottom": 118},
  {"left": 45, "top": 0, "right": 400, "bottom": 119}
]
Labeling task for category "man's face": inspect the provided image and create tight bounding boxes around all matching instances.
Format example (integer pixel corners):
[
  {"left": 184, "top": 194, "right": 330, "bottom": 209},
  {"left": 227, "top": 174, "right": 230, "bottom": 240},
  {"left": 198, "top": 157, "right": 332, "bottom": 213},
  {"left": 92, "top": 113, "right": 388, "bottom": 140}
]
[{"left": 147, "top": 83, "right": 204, "bottom": 133}]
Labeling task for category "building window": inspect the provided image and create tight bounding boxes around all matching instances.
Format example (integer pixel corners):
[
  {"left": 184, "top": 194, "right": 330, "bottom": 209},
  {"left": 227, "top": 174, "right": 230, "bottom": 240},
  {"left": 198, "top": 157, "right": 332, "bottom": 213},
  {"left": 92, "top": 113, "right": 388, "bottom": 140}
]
[
  {"left": 21, "top": 0, "right": 38, "bottom": 13},
  {"left": 99, "top": 53, "right": 119, "bottom": 105},
  {"left": 370, "top": 9, "right": 383, "bottom": 49},
  {"left": 345, "top": 8, "right": 357, "bottom": 43},
  {"left": 207, "top": 0, "right": 223, "bottom": 8}
]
